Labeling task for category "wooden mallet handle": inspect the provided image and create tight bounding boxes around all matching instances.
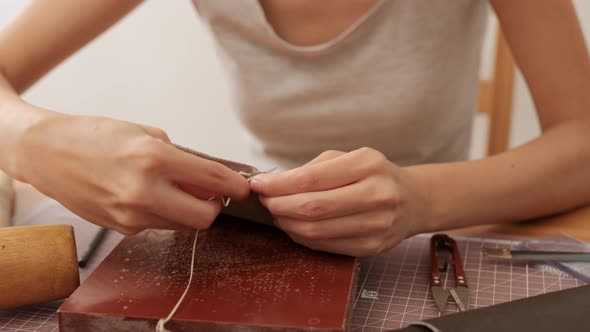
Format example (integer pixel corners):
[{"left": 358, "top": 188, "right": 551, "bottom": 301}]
[
  {"left": 0, "top": 225, "right": 80, "bottom": 309},
  {"left": 0, "top": 171, "right": 13, "bottom": 227}
]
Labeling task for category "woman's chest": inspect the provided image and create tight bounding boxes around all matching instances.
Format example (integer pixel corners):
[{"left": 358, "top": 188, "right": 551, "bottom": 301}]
[{"left": 257, "top": 0, "right": 379, "bottom": 46}]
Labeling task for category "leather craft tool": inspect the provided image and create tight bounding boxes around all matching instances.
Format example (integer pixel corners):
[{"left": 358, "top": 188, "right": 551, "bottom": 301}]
[
  {"left": 430, "top": 233, "right": 469, "bottom": 312},
  {"left": 0, "top": 225, "right": 80, "bottom": 309},
  {"left": 78, "top": 227, "right": 108, "bottom": 268},
  {"left": 483, "top": 247, "right": 590, "bottom": 263}
]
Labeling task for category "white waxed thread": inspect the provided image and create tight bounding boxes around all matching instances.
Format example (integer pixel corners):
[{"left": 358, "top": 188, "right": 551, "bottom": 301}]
[
  {"left": 156, "top": 230, "right": 199, "bottom": 332},
  {"left": 221, "top": 197, "right": 231, "bottom": 207},
  {"left": 210, "top": 167, "right": 276, "bottom": 208},
  {"left": 156, "top": 167, "right": 276, "bottom": 331}
]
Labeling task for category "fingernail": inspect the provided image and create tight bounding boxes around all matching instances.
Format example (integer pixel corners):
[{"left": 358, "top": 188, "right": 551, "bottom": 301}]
[{"left": 250, "top": 174, "right": 268, "bottom": 192}]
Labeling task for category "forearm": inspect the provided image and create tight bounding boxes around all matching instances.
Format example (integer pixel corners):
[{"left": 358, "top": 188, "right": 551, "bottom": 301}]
[
  {"left": 0, "top": 73, "right": 51, "bottom": 177},
  {"left": 410, "top": 120, "right": 590, "bottom": 233},
  {"left": 0, "top": 0, "right": 144, "bottom": 175}
]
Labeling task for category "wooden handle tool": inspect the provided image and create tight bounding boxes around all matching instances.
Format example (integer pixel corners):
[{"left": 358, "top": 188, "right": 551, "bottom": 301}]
[
  {"left": 0, "top": 171, "right": 13, "bottom": 227},
  {"left": 0, "top": 224, "right": 80, "bottom": 309}
]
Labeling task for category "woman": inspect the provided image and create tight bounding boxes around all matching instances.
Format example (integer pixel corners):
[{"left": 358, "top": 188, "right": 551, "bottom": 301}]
[{"left": 0, "top": 0, "right": 589, "bottom": 256}]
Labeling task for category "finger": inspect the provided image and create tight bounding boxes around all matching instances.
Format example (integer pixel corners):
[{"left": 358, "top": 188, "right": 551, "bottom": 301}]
[
  {"left": 95, "top": 207, "right": 185, "bottom": 235},
  {"left": 115, "top": 212, "right": 193, "bottom": 235},
  {"left": 289, "top": 234, "right": 386, "bottom": 257},
  {"left": 134, "top": 211, "right": 194, "bottom": 231},
  {"left": 237, "top": 153, "right": 333, "bottom": 206},
  {"left": 58, "top": 196, "right": 188, "bottom": 234},
  {"left": 177, "top": 182, "right": 217, "bottom": 200},
  {"left": 160, "top": 143, "right": 250, "bottom": 200},
  {"left": 275, "top": 210, "right": 392, "bottom": 240},
  {"left": 260, "top": 178, "right": 395, "bottom": 221},
  {"left": 251, "top": 148, "right": 380, "bottom": 196},
  {"left": 139, "top": 124, "right": 171, "bottom": 143},
  {"left": 150, "top": 182, "right": 222, "bottom": 229},
  {"left": 304, "top": 150, "right": 345, "bottom": 166}
]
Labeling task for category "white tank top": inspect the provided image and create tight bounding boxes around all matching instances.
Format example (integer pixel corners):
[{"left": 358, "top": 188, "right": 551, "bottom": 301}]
[{"left": 193, "top": 0, "right": 488, "bottom": 168}]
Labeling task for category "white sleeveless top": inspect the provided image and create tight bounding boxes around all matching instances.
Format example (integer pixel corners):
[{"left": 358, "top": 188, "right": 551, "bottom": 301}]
[{"left": 193, "top": 0, "right": 488, "bottom": 168}]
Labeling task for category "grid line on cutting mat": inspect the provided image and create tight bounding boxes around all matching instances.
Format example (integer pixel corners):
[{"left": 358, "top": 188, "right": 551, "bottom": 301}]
[
  {"left": 0, "top": 302, "right": 59, "bottom": 332},
  {"left": 350, "top": 235, "right": 584, "bottom": 332},
  {"left": 0, "top": 234, "right": 584, "bottom": 332}
]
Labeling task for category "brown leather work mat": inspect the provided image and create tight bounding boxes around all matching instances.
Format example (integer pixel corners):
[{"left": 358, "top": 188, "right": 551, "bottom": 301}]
[{"left": 58, "top": 215, "right": 359, "bottom": 331}]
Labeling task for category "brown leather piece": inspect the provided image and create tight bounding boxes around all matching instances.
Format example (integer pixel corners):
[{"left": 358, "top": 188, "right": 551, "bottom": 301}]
[
  {"left": 174, "top": 145, "right": 275, "bottom": 226},
  {"left": 58, "top": 216, "right": 360, "bottom": 331},
  {"left": 397, "top": 285, "right": 590, "bottom": 332}
]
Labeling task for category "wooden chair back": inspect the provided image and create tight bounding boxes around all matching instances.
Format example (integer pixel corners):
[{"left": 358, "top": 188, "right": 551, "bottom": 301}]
[{"left": 477, "top": 29, "right": 516, "bottom": 156}]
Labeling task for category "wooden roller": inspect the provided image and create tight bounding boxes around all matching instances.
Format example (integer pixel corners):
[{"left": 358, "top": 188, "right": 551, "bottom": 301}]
[
  {"left": 0, "top": 224, "right": 80, "bottom": 309},
  {"left": 0, "top": 171, "right": 13, "bottom": 227}
]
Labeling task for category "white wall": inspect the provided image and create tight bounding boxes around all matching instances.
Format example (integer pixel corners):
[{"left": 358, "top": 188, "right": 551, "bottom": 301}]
[
  {"left": 1, "top": 0, "right": 254, "bottom": 162},
  {"left": 1, "top": 1, "right": 589, "bottom": 164}
]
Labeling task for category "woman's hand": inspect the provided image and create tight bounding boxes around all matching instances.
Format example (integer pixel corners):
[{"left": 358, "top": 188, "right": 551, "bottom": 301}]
[
  {"left": 250, "top": 148, "right": 432, "bottom": 257},
  {"left": 10, "top": 112, "right": 249, "bottom": 235}
]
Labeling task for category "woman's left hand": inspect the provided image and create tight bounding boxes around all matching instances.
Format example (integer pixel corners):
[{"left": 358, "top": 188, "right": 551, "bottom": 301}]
[{"left": 250, "top": 147, "right": 432, "bottom": 257}]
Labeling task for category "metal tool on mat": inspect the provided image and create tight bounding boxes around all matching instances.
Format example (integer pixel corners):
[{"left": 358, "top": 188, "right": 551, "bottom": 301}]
[
  {"left": 483, "top": 247, "right": 590, "bottom": 263},
  {"left": 430, "top": 234, "right": 469, "bottom": 312}
]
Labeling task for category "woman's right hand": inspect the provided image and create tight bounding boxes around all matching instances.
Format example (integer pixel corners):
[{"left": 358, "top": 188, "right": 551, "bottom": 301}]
[{"left": 9, "top": 111, "right": 250, "bottom": 235}]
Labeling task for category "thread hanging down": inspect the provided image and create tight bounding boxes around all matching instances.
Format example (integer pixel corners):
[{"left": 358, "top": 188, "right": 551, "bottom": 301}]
[
  {"left": 156, "top": 230, "right": 200, "bottom": 332},
  {"left": 215, "top": 168, "right": 276, "bottom": 208},
  {"left": 156, "top": 167, "right": 276, "bottom": 331}
]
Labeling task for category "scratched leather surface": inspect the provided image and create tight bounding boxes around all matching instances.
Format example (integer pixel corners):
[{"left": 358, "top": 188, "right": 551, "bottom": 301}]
[{"left": 59, "top": 216, "right": 359, "bottom": 331}]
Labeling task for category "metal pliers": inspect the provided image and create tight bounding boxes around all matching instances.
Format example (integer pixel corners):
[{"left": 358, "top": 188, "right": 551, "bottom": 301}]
[{"left": 430, "top": 234, "right": 470, "bottom": 312}]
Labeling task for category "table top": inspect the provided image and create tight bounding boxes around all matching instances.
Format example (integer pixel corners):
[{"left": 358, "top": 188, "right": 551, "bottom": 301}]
[
  {"left": 12, "top": 181, "right": 590, "bottom": 242},
  {"left": 4, "top": 182, "right": 590, "bottom": 332},
  {"left": 459, "top": 205, "right": 590, "bottom": 242}
]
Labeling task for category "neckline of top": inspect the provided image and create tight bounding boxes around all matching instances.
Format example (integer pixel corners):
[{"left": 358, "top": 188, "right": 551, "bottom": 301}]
[{"left": 251, "top": 0, "right": 388, "bottom": 54}]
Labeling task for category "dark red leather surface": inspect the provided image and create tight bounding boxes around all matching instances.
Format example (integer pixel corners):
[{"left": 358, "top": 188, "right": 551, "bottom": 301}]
[{"left": 59, "top": 216, "right": 359, "bottom": 331}]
